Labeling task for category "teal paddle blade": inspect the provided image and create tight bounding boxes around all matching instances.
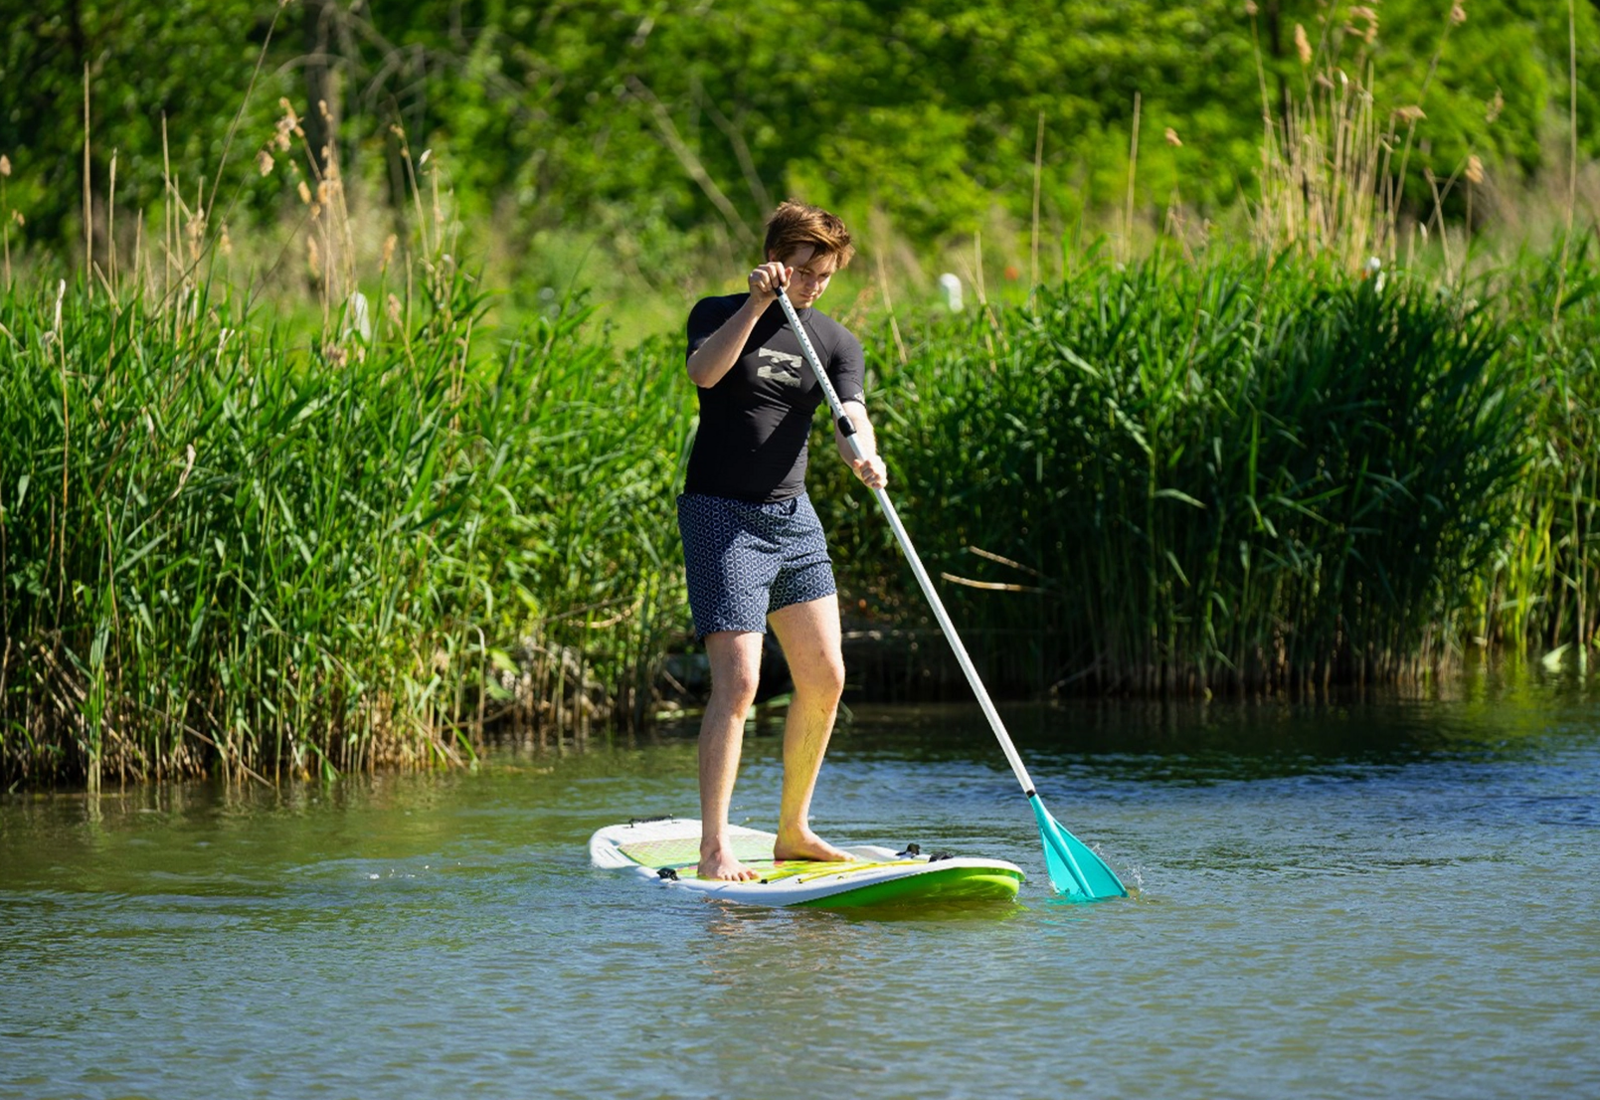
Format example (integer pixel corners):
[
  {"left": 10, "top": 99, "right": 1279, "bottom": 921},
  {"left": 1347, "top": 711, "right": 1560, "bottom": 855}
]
[{"left": 1030, "top": 795, "right": 1127, "bottom": 901}]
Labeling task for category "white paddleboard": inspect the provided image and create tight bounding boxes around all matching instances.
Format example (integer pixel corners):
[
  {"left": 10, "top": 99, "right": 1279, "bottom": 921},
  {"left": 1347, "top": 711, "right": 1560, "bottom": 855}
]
[{"left": 589, "top": 817, "right": 1024, "bottom": 908}]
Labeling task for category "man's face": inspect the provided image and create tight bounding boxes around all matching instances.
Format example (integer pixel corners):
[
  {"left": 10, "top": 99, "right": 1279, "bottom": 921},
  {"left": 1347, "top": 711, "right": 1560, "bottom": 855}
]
[{"left": 771, "top": 244, "right": 838, "bottom": 307}]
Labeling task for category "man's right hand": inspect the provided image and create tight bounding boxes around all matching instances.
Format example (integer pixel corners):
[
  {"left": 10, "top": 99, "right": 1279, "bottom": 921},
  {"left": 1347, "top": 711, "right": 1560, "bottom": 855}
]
[{"left": 746, "top": 261, "right": 791, "bottom": 303}]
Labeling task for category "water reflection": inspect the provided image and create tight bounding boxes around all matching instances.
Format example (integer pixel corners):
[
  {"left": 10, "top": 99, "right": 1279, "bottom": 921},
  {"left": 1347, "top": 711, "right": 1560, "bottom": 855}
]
[
  {"left": 811, "top": 666, "right": 1600, "bottom": 786},
  {"left": 3, "top": 674, "right": 1598, "bottom": 1100}
]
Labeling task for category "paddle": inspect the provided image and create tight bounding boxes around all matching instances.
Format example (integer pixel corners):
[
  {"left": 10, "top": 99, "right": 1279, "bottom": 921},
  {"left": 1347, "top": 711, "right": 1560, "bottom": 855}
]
[{"left": 774, "top": 284, "right": 1127, "bottom": 901}]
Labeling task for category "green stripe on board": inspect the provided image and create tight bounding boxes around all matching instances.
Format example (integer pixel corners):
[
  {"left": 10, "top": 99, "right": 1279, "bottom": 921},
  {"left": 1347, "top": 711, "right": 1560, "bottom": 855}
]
[{"left": 793, "top": 867, "right": 1023, "bottom": 908}]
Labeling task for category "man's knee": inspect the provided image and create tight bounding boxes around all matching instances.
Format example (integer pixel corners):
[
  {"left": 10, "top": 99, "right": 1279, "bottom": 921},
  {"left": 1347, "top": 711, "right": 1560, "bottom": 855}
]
[
  {"left": 712, "top": 666, "right": 760, "bottom": 709},
  {"left": 795, "top": 650, "right": 845, "bottom": 702},
  {"left": 708, "top": 650, "right": 762, "bottom": 709}
]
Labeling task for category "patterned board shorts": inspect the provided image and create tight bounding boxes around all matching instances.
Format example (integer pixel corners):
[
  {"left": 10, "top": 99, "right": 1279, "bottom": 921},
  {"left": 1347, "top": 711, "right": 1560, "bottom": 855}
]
[{"left": 677, "top": 492, "right": 837, "bottom": 638}]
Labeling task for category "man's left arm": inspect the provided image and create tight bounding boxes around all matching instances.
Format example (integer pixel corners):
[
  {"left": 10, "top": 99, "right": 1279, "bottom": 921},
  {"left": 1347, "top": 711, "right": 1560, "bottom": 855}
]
[{"left": 835, "top": 400, "right": 887, "bottom": 490}]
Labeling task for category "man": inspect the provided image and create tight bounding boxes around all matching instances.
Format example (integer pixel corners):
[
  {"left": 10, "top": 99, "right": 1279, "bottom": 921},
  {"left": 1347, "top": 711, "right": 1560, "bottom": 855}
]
[{"left": 680, "top": 200, "right": 888, "bottom": 882}]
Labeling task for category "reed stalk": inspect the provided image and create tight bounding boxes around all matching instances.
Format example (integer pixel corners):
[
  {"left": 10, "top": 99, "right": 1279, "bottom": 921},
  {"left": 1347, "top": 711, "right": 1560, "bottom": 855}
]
[{"left": 1, "top": 154, "right": 11, "bottom": 290}]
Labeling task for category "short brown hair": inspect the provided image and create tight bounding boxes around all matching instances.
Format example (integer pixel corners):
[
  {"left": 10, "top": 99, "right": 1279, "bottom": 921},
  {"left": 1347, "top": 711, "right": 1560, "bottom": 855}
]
[{"left": 764, "top": 200, "right": 855, "bottom": 269}]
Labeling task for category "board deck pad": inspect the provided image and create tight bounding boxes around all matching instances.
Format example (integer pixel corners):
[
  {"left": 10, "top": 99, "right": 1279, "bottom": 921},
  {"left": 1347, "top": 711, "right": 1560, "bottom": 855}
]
[
  {"left": 590, "top": 818, "right": 1024, "bottom": 908},
  {"left": 613, "top": 831, "right": 775, "bottom": 869}
]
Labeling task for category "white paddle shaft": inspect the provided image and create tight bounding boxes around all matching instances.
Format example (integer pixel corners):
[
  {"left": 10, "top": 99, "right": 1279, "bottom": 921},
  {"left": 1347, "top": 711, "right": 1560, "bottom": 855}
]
[{"left": 773, "top": 287, "right": 1039, "bottom": 797}]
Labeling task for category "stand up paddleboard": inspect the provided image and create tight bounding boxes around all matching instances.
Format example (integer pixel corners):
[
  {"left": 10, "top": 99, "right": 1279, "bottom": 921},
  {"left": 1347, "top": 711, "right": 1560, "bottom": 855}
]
[{"left": 589, "top": 818, "right": 1025, "bottom": 908}]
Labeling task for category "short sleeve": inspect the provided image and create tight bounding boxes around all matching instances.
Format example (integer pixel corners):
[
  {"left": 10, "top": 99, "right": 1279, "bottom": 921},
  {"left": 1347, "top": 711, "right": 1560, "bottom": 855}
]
[
  {"left": 828, "top": 330, "right": 867, "bottom": 406},
  {"left": 686, "top": 296, "right": 739, "bottom": 360}
]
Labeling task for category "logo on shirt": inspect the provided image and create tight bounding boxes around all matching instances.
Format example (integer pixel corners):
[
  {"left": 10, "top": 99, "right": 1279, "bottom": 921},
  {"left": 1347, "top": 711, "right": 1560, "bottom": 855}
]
[{"left": 755, "top": 349, "right": 805, "bottom": 388}]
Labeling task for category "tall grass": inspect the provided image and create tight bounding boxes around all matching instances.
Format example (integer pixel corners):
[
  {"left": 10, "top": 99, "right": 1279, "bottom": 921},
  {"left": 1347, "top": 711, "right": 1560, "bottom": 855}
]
[
  {"left": 0, "top": 46, "right": 708, "bottom": 787},
  {"left": 0, "top": 264, "right": 692, "bottom": 787},
  {"left": 459, "top": 317, "right": 693, "bottom": 739},
  {"left": 818, "top": 253, "right": 1530, "bottom": 695},
  {"left": 1246, "top": 0, "right": 1490, "bottom": 283},
  {"left": 1, "top": 278, "right": 446, "bottom": 784},
  {"left": 5, "top": 239, "right": 1595, "bottom": 785},
  {"left": 1472, "top": 237, "right": 1600, "bottom": 659}
]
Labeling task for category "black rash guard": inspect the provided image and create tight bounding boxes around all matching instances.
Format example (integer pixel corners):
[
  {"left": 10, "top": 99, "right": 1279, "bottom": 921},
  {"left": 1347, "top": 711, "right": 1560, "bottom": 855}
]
[{"left": 683, "top": 293, "right": 866, "bottom": 503}]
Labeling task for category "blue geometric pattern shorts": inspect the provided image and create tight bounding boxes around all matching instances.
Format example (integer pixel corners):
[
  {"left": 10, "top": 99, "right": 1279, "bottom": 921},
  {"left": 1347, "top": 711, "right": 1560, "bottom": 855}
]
[{"left": 677, "top": 492, "right": 837, "bottom": 638}]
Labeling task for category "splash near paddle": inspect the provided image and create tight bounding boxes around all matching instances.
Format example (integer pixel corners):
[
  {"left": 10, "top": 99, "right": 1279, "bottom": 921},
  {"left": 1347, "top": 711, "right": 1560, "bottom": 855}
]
[{"left": 589, "top": 818, "right": 1024, "bottom": 909}]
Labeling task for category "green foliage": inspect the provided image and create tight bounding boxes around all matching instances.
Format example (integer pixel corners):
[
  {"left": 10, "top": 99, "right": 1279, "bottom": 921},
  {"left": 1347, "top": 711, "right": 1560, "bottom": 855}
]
[
  {"left": 3, "top": 243, "right": 1598, "bottom": 786},
  {"left": 817, "top": 255, "right": 1531, "bottom": 693},
  {"left": 0, "top": 0, "right": 291, "bottom": 244},
  {"left": 0, "top": 270, "right": 691, "bottom": 786},
  {"left": 457, "top": 315, "right": 695, "bottom": 735},
  {"left": 1260, "top": 0, "right": 1600, "bottom": 200},
  {"left": 1474, "top": 236, "right": 1600, "bottom": 654},
  {"left": 2, "top": 0, "right": 1596, "bottom": 271}
]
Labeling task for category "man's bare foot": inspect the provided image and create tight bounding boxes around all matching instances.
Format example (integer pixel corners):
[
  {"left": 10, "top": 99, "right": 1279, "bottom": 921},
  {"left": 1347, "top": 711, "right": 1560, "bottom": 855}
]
[
  {"left": 773, "top": 828, "right": 855, "bottom": 864},
  {"left": 698, "top": 843, "right": 760, "bottom": 882}
]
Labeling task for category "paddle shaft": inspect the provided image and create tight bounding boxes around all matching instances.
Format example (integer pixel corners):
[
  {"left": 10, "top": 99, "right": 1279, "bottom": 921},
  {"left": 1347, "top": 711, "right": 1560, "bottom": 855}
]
[{"left": 773, "top": 286, "right": 1040, "bottom": 799}]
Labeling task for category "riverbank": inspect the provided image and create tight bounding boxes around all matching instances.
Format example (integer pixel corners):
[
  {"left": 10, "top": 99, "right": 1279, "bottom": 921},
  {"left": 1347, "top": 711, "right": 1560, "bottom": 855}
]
[{"left": 2, "top": 243, "right": 1597, "bottom": 787}]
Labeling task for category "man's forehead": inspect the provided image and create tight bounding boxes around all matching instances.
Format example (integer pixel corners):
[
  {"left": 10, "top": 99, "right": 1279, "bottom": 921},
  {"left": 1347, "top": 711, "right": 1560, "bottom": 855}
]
[{"left": 782, "top": 245, "right": 837, "bottom": 273}]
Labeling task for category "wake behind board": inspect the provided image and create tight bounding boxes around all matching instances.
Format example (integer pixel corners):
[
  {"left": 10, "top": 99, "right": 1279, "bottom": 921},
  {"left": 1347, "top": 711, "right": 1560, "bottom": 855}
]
[{"left": 589, "top": 818, "right": 1024, "bottom": 908}]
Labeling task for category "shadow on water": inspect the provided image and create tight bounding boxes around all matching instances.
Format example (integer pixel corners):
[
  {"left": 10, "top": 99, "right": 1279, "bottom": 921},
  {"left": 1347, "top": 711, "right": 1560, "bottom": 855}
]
[{"left": 781, "top": 657, "right": 1600, "bottom": 787}]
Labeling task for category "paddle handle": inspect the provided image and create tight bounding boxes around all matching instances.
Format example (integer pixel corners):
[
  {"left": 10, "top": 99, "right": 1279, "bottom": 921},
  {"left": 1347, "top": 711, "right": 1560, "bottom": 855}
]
[{"left": 773, "top": 287, "right": 1039, "bottom": 798}]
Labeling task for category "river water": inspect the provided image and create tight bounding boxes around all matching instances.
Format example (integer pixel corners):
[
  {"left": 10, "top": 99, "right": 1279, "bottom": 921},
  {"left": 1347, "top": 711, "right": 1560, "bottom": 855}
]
[{"left": 2, "top": 673, "right": 1597, "bottom": 1100}]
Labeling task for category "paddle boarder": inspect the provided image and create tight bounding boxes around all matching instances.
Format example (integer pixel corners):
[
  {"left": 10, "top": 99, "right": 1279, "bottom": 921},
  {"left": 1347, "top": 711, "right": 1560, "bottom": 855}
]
[{"left": 679, "top": 200, "right": 888, "bottom": 882}]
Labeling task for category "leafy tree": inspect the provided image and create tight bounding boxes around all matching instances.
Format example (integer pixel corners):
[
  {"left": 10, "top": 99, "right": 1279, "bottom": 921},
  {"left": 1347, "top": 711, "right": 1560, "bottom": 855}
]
[
  {"left": 2, "top": 0, "right": 1595, "bottom": 262},
  {"left": 1, "top": 0, "right": 286, "bottom": 257}
]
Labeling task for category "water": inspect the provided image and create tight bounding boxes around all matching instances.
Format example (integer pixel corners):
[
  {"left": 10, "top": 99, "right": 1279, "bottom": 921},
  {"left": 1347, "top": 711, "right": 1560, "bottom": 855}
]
[{"left": 3, "top": 678, "right": 1598, "bottom": 1100}]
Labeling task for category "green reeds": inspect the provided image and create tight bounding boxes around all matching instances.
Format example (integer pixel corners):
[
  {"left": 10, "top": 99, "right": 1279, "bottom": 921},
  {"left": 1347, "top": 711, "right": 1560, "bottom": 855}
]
[
  {"left": 819, "top": 252, "right": 1529, "bottom": 696},
  {"left": 0, "top": 273, "right": 451, "bottom": 784},
  {"left": 0, "top": 270, "right": 692, "bottom": 787},
  {"left": 459, "top": 314, "right": 694, "bottom": 739},
  {"left": 3, "top": 242, "right": 1592, "bottom": 785},
  {"left": 1473, "top": 237, "right": 1600, "bottom": 661},
  {"left": 0, "top": 51, "right": 700, "bottom": 787}
]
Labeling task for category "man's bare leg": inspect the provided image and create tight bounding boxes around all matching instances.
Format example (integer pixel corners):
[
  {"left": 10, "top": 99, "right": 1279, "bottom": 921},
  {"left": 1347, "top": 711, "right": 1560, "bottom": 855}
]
[
  {"left": 768, "top": 595, "right": 854, "bottom": 863},
  {"left": 698, "top": 630, "right": 764, "bottom": 881}
]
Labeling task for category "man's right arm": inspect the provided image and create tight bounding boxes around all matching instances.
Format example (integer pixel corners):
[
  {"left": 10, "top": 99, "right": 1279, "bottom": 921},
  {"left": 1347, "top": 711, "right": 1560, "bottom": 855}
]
[
  {"left": 685, "top": 297, "right": 765, "bottom": 389},
  {"left": 685, "top": 261, "right": 790, "bottom": 388}
]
